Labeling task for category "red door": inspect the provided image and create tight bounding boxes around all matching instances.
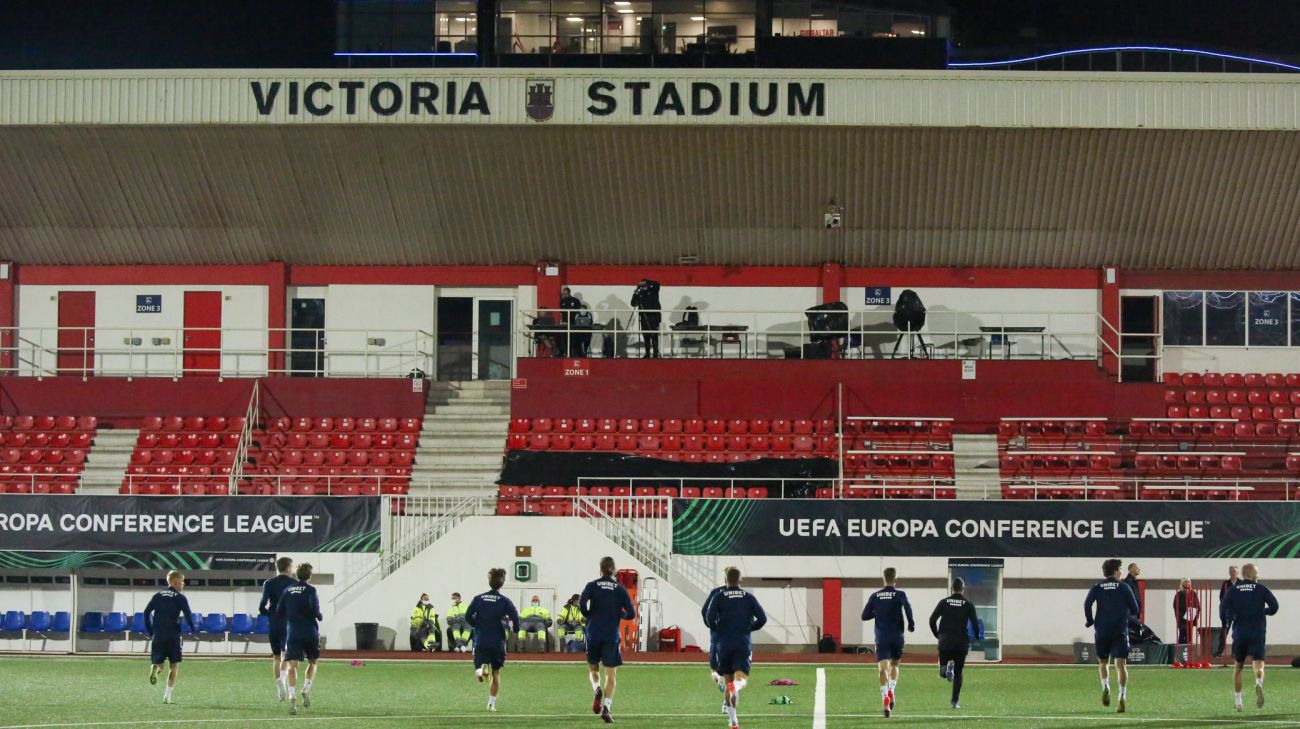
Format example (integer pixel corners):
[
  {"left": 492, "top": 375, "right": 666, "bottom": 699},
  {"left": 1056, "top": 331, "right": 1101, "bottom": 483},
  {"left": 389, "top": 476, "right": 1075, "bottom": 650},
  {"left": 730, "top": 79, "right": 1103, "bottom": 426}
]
[
  {"left": 183, "top": 291, "right": 223, "bottom": 376},
  {"left": 56, "top": 291, "right": 95, "bottom": 376}
]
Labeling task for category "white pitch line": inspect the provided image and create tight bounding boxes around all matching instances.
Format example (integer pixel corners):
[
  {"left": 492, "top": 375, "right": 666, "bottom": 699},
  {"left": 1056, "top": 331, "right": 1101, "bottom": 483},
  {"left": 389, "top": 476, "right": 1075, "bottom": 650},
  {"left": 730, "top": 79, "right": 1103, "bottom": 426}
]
[
  {"left": 827, "top": 713, "right": 1300, "bottom": 725},
  {"left": 812, "top": 666, "right": 827, "bottom": 729}
]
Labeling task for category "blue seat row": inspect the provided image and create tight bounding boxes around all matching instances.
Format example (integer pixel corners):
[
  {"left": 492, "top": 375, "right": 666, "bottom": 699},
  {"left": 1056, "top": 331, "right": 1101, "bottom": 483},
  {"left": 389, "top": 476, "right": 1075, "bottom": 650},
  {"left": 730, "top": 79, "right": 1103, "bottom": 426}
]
[
  {"left": 1, "top": 610, "right": 70, "bottom": 632},
  {"left": 2, "top": 610, "right": 268, "bottom": 636}
]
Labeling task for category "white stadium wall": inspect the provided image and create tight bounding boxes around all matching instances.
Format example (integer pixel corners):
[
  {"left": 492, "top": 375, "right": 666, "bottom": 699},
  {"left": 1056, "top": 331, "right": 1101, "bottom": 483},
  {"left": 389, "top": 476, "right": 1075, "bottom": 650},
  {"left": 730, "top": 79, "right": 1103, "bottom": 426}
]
[{"left": 16, "top": 284, "right": 267, "bottom": 377}]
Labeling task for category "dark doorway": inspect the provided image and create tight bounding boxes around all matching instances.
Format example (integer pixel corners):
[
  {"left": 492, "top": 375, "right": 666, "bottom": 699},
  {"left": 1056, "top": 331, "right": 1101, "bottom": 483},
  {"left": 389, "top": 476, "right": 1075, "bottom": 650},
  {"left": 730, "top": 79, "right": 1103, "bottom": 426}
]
[
  {"left": 477, "top": 300, "right": 513, "bottom": 380},
  {"left": 290, "top": 298, "right": 325, "bottom": 377},
  {"left": 1120, "top": 296, "right": 1158, "bottom": 383},
  {"left": 437, "top": 297, "right": 473, "bottom": 381}
]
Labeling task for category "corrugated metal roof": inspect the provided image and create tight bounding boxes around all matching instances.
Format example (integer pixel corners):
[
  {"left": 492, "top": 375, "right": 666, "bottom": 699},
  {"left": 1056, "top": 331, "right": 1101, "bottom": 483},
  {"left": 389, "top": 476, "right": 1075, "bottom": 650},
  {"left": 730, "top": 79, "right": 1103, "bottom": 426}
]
[{"left": 1, "top": 124, "right": 1298, "bottom": 269}]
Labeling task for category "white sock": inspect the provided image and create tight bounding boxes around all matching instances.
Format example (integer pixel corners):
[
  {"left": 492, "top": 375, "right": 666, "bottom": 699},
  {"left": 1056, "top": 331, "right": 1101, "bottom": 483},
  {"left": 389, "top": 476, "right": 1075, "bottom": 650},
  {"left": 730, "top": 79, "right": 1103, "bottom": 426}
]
[
  {"left": 590, "top": 678, "right": 600, "bottom": 691},
  {"left": 726, "top": 705, "right": 738, "bottom": 725},
  {"left": 1118, "top": 686, "right": 1126, "bottom": 699},
  {"left": 1256, "top": 678, "right": 1264, "bottom": 687},
  {"left": 303, "top": 678, "right": 312, "bottom": 693},
  {"left": 163, "top": 686, "right": 172, "bottom": 699},
  {"left": 1101, "top": 678, "right": 1110, "bottom": 691},
  {"left": 733, "top": 677, "right": 748, "bottom": 693},
  {"left": 487, "top": 695, "right": 496, "bottom": 708},
  {"left": 603, "top": 698, "right": 613, "bottom": 709},
  {"left": 280, "top": 671, "right": 289, "bottom": 684},
  {"left": 888, "top": 679, "right": 897, "bottom": 692},
  {"left": 288, "top": 686, "right": 296, "bottom": 699},
  {"left": 880, "top": 685, "right": 889, "bottom": 698},
  {"left": 710, "top": 671, "right": 721, "bottom": 684},
  {"left": 1235, "top": 691, "right": 1243, "bottom": 704}
]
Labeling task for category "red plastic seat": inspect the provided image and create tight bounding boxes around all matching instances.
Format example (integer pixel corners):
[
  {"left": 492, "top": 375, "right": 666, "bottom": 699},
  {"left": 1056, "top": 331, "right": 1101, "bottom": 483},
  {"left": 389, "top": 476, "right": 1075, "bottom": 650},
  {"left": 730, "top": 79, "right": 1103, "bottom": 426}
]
[
  {"left": 1223, "top": 373, "right": 1244, "bottom": 387},
  {"left": 531, "top": 418, "right": 552, "bottom": 433},
  {"left": 528, "top": 433, "right": 550, "bottom": 450},
  {"left": 619, "top": 419, "right": 639, "bottom": 434},
  {"left": 726, "top": 419, "right": 748, "bottom": 435},
  {"left": 682, "top": 419, "right": 704, "bottom": 434},
  {"left": 704, "top": 436, "right": 725, "bottom": 452},
  {"left": 1244, "top": 373, "right": 1265, "bottom": 387},
  {"left": 637, "top": 435, "right": 660, "bottom": 451},
  {"left": 1205, "top": 389, "right": 1225, "bottom": 404},
  {"left": 615, "top": 434, "right": 637, "bottom": 451},
  {"left": 399, "top": 418, "right": 420, "bottom": 433},
  {"left": 1203, "top": 373, "right": 1223, "bottom": 386},
  {"left": 377, "top": 418, "right": 398, "bottom": 433},
  {"left": 640, "top": 418, "right": 661, "bottom": 434},
  {"left": 549, "top": 434, "right": 572, "bottom": 450},
  {"left": 553, "top": 418, "right": 574, "bottom": 433},
  {"left": 1181, "top": 373, "right": 1203, "bottom": 386}
]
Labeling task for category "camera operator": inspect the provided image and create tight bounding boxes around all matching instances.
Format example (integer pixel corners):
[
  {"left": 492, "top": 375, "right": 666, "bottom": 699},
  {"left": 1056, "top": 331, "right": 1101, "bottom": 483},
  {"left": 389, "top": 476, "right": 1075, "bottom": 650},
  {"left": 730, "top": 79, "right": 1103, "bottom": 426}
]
[
  {"left": 557, "top": 287, "right": 582, "bottom": 357},
  {"left": 631, "top": 279, "right": 662, "bottom": 358}
]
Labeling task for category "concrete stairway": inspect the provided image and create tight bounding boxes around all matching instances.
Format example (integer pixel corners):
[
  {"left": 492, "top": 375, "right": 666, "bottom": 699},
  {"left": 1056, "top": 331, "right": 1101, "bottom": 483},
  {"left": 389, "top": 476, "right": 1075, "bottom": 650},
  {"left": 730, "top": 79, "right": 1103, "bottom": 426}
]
[
  {"left": 411, "top": 381, "right": 511, "bottom": 498},
  {"left": 79, "top": 429, "right": 139, "bottom": 495},
  {"left": 952, "top": 433, "right": 1001, "bottom": 500}
]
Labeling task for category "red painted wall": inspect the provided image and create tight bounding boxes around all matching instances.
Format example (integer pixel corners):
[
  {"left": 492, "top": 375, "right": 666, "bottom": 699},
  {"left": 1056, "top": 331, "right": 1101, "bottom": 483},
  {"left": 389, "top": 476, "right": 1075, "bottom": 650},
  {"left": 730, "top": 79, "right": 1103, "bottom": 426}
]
[
  {"left": 0, "top": 377, "right": 427, "bottom": 426},
  {"left": 512, "top": 359, "right": 1166, "bottom": 428}
]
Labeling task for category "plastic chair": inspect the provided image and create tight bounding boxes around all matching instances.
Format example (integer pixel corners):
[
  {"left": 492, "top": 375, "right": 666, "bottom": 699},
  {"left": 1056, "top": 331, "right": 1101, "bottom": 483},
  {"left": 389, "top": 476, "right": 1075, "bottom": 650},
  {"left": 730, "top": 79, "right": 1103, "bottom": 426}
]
[
  {"left": 79, "top": 612, "right": 105, "bottom": 633},
  {"left": 2, "top": 611, "right": 25, "bottom": 632},
  {"left": 229, "top": 614, "right": 254, "bottom": 635},
  {"left": 103, "top": 612, "right": 129, "bottom": 633},
  {"left": 51, "top": 612, "right": 71, "bottom": 632},
  {"left": 203, "top": 613, "right": 228, "bottom": 634},
  {"left": 253, "top": 614, "right": 271, "bottom": 635},
  {"left": 27, "top": 611, "right": 51, "bottom": 632},
  {"left": 130, "top": 612, "right": 148, "bottom": 635}
]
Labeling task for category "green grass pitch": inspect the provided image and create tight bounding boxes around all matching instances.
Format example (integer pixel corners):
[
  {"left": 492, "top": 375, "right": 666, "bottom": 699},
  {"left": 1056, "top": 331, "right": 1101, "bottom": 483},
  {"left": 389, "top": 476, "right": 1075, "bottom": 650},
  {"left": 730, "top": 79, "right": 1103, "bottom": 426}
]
[{"left": 0, "top": 656, "right": 1298, "bottom": 727}]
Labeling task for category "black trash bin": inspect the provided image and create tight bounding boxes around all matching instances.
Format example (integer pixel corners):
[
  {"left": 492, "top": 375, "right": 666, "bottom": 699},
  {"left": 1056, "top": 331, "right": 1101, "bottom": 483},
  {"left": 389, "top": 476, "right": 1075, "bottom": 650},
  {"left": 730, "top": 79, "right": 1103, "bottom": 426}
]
[{"left": 355, "top": 622, "right": 379, "bottom": 651}]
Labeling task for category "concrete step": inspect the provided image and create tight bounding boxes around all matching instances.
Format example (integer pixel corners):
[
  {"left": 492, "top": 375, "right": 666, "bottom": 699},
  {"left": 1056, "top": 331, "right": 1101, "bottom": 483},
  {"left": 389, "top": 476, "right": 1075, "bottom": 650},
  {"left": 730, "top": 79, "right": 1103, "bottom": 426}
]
[
  {"left": 419, "top": 443, "right": 505, "bottom": 455},
  {"left": 422, "top": 421, "right": 508, "bottom": 435},
  {"left": 414, "top": 453, "right": 503, "bottom": 468},
  {"left": 428, "top": 404, "right": 511, "bottom": 417}
]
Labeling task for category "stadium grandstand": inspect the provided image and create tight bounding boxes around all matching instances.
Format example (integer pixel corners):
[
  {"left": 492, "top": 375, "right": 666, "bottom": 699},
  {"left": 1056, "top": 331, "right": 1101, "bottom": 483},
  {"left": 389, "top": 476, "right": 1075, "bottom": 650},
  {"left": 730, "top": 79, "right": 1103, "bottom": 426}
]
[{"left": 2, "top": 0, "right": 1300, "bottom": 726}]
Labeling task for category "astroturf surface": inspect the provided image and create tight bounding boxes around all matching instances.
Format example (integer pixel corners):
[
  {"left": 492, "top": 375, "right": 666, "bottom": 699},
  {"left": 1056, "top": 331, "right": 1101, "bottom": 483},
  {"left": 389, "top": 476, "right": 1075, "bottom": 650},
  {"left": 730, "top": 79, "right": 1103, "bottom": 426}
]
[{"left": 0, "top": 656, "right": 1298, "bottom": 728}]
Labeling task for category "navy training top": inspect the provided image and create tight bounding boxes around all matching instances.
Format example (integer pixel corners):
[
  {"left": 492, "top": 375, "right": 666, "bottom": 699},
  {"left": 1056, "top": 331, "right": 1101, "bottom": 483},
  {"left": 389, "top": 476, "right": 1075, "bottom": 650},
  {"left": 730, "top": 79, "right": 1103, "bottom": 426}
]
[{"left": 580, "top": 576, "right": 636, "bottom": 639}]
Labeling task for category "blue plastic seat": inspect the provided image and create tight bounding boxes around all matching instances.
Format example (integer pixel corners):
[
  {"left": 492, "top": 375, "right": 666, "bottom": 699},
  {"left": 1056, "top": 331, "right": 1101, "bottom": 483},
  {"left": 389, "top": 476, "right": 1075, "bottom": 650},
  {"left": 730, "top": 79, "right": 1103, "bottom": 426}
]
[
  {"left": 203, "top": 613, "right": 228, "bottom": 634},
  {"left": 51, "top": 612, "right": 71, "bottom": 632},
  {"left": 103, "top": 612, "right": 129, "bottom": 633},
  {"left": 186, "top": 613, "right": 205, "bottom": 634},
  {"left": 27, "top": 611, "right": 51, "bottom": 632},
  {"left": 229, "top": 614, "right": 254, "bottom": 635},
  {"left": 2, "top": 611, "right": 25, "bottom": 632},
  {"left": 80, "top": 612, "right": 104, "bottom": 633},
  {"left": 253, "top": 614, "right": 270, "bottom": 635},
  {"left": 130, "top": 612, "right": 147, "bottom": 634}
]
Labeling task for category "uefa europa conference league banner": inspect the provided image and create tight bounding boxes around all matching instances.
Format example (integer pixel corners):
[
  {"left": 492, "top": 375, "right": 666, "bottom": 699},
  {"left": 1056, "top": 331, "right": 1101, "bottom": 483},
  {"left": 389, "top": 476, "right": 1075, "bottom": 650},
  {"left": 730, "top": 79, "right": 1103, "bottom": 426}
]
[
  {"left": 673, "top": 499, "right": 1300, "bottom": 559},
  {"left": 0, "top": 496, "right": 380, "bottom": 553}
]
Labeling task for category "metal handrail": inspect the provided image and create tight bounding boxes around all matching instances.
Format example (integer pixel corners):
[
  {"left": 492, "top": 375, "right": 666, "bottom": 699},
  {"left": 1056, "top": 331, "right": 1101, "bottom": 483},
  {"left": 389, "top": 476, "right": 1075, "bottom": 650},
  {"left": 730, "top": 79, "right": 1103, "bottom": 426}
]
[
  {"left": 228, "top": 381, "right": 259, "bottom": 489},
  {"left": 523, "top": 306, "right": 1126, "bottom": 363},
  {"left": 1, "top": 326, "right": 435, "bottom": 379}
]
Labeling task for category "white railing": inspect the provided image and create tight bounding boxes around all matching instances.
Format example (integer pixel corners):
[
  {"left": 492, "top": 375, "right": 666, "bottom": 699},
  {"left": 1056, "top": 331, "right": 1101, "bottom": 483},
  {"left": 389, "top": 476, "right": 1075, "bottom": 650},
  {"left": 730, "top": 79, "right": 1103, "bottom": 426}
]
[
  {"left": 523, "top": 306, "right": 1115, "bottom": 363},
  {"left": 227, "top": 382, "right": 260, "bottom": 489},
  {"left": 3, "top": 326, "right": 434, "bottom": 379},
  {"left": 575, "top": 476, "right": 841, "bottom": 499}
]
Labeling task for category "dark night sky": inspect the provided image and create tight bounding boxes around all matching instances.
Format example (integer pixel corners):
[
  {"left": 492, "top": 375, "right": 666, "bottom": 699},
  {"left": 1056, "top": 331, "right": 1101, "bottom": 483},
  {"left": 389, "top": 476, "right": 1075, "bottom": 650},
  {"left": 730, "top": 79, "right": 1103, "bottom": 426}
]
[
  {"left": 947, "top": 0, "right": 1300, "bottom": 58},
  {"left": 1, "top": 0, "right": 1298, "bottom": 68}
]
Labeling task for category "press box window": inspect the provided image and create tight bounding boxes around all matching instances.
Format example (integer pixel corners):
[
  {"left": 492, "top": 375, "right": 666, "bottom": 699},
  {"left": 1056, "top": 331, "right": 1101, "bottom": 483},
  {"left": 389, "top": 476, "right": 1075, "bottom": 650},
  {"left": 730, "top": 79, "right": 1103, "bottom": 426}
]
[
  {"left": 1205, "top": 291, "right": 1245, "bottom": 346},
  {"left": 1162, "top": 291, "right": 1203, "bottom": 346},
  {"left": 1248, "top": 291, "right": 1287, "bottom": 346}
]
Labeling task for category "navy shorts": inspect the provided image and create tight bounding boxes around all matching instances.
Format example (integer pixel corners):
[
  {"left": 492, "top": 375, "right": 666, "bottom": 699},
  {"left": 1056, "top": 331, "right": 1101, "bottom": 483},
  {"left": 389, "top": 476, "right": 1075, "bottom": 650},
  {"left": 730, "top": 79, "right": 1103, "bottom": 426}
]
[
  {"left": 284, "top": 632, "right": 320, "bottom": 662},
  {"left": 475, "top": 641, "right": 507, "bottom": 671},
  {"left": 1094, "top": 630, "right": 1130, "bottom": 661},
  {"left": 1232, "top": 632, "right": 1266, "bottom": 663},
  {"left": 151, "top": 635, "right": 183, "bottom": 665},
  {"left": 716, "top": 645, "right": 752, "bottom": 676},
  {"left": 269, "top": 622, "right": 288, "bottom": 656},
  {"left": 708, "top": 631, "right": 719, "bottom": 672},
  {"left": 875, "top": 635, "right": 905, "bottom": 662},
  {"left": 586, "top": 635, "right": 623, "bottom": 668}
]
